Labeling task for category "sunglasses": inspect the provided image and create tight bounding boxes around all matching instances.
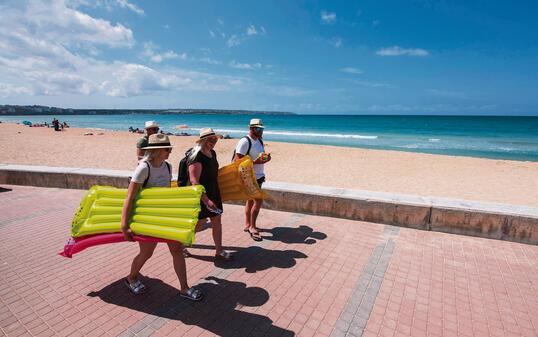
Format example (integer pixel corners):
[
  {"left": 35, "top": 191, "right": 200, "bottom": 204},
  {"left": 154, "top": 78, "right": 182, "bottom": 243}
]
[
  {"left": 164, "top": 148, "right": 172, "bottom": 153},
  {"left": 206, "top": 137, "right": 218, "bottom": 144},
  {"left": 147, "top": 127, "right": 159, "bottom": 132},
  {"left": 253, "top": 127, "right": 264, "bottom": 132}
]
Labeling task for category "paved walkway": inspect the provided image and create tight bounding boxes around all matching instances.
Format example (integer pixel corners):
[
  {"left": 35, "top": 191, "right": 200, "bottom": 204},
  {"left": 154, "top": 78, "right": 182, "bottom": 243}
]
[{"left": 1, "top": 185, "right": 537, "bottom": 337}]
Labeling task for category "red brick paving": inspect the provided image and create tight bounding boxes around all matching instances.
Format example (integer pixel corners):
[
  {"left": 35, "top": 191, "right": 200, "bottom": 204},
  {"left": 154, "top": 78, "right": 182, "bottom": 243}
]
[{"left": 0, "top": 185, "right": 537, "bottom": 337}]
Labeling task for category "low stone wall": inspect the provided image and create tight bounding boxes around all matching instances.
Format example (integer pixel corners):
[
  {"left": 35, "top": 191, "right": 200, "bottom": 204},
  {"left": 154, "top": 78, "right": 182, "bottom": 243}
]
[{"left": 1, "top": 164, "right": 537, "bottom": 245}]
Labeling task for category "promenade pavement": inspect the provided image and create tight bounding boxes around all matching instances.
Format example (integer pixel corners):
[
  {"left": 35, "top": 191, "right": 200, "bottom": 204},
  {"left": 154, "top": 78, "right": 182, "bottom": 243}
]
[{"left": 1, "top": 185, "right": 537, "bottom": 337}]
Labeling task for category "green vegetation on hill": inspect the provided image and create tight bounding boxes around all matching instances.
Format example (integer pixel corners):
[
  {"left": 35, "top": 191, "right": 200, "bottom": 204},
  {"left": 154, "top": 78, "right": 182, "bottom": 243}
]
[{"left": 0, "top": 105, "right": 295, "bottom": 115}]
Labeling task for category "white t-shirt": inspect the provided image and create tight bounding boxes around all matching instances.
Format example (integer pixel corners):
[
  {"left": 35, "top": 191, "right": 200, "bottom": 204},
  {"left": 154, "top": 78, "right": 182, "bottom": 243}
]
[
  {"left": 235, "top": 135, "right": 265, "bottom": 179},
  {"left": 131, "top": 161, "right": 171, "bottom": 187}
]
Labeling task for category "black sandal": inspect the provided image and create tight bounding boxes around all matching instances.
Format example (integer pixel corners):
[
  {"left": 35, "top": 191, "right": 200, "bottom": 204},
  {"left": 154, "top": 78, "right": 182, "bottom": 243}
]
[{"left": 180, "top": 288, "right": 203, "bottom": 301}]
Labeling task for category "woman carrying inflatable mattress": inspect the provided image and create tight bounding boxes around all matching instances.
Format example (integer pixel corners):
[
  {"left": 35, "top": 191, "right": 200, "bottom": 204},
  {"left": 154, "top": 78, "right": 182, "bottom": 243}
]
[
  {"left": 121, "top": 134, "right": 203, "bottom": 301},
  {"left": 185, "top": 128, "right": 233, "bottom": 261}
]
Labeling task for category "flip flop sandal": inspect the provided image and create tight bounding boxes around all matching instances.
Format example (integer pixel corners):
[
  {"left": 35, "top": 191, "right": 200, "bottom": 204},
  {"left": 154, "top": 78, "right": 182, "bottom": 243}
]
[
  {"left": 248, "top": 230, "right": 262, "bottom": 242},
  {"left": 124, "top": 278, "right": 147, "bottom": 295},
  {"left": 180, "top": 288, "right": 203, "bottom": 301},
  {"left": 215, "top": 250, "right": 234, "bottom": 261},
  {"left": 183, "top": 248, "right": 192, "bottom": 258}
]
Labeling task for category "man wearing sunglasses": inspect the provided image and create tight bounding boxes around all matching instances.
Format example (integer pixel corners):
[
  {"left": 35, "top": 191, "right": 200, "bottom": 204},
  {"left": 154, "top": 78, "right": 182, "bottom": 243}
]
[
  {"left": 234, "top": 118, "right": 271, "bottom": 241},
  {"left": 136, "top": 121, "right": 160, "bottom": 160}
]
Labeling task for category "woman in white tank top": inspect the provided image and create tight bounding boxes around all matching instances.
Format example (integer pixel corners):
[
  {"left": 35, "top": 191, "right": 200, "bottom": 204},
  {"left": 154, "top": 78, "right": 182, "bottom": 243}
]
[{"left": 121, "top": 134, "right": 203, "bottom": 301}]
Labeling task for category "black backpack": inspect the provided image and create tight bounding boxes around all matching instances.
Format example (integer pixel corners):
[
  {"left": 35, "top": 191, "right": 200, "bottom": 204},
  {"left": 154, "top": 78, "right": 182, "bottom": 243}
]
[
  {"left": 178, "top": 148, "right": 193, "bottom": 187},
  {"left": 142, "top": 161, "right": 171, "bottom": 187},
  {"left": 231, "top": 136, "right": 264, "bottom": 162}
]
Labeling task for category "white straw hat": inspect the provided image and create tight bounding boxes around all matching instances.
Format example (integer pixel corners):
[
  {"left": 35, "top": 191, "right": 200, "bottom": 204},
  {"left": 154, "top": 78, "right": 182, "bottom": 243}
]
[
  {"left": 249, "top": 118, "right": 264, "bottom": 128},
  {"left": 144, "top": 121, "right": 159, "bottom": 129},
  {"left": 196, "top": 127, "right": 222, "bottom": 143},
  {"left": 141, "top": 134, "right": 173, "bottom": 149}
]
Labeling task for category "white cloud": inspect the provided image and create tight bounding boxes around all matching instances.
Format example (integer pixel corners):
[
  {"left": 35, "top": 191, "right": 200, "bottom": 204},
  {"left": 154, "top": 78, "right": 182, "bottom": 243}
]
[
  {"left": 209, "top": 30, "right": 216, "bottom": 38},
  {"left": 226, "top": 34, "right": 242, "bottom": 47},
  {"left": 376, "top": 46, "right": 429, "bottom": 57},
  {"left": 246, "top": 25, "right": 258, "bottom": 36},
  {"left": 246, "top": 24, "right": 266, "bottom": 36},
  {"left": 340, "top": 67, "right": 363, "bottom": 75},
  {"left": 67, "top": 0, "right": 144, "bottom": 15},
  {"left": 199, "top": 57, "right": 221, "bottom": 65},
  {"left": 229, "top": 61, "right": 262, "bottom": 70},
  {"left": 115, "top": 0, "right": 144, "bottom": 15},
  {"left": 351, "top": 80, "right": 391, "bottom": 88},
  {"left": 21, "top": 0, "right": 135, "bottom": 48},
  {"left": 0, "top": 1, "right": 248, "bottom": 98},
  {"left": 330, "top": 37, "right": 342, "bottom": 48},
  {"left": 143, "top": 42, "right": 185, "bottom": 63},
  {"left": 321, "top": 10, "right": 336, "bottom": 24}
]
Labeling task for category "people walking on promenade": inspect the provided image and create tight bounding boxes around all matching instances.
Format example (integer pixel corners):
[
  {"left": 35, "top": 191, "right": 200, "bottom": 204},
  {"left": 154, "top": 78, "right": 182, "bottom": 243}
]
[
  {"left": 136, "top": 121, "right": 160, "bottom": 160},
  {"left": 233, "top": 119, "right": 271, "bottom": 241},
  {"left": 121, "top": 133, "right": 203, "bottom": 301},
  {"left": 187, "top": 128, "right": 233, "bottom": 261}
]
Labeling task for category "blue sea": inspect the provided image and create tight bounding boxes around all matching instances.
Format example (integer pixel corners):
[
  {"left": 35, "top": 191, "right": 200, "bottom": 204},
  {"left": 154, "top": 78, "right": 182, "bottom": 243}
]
[{"left": 2, "top": 114, "right": 538, "bottom": 162}]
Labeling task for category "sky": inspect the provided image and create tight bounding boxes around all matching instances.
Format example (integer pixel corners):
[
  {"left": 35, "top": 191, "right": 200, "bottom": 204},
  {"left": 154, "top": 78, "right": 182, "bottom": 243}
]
[{"left": 0, "top": 0, "right": 537, "bottom": 115}]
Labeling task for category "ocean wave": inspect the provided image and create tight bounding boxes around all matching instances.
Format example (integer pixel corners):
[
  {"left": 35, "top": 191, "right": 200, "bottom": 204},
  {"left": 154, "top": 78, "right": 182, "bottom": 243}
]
[
  {"left": 428, "top": 138, "right": 441, "bottom": 142},
  {"left": 211, "top": 128, "right": 378, "bottom": 140}
]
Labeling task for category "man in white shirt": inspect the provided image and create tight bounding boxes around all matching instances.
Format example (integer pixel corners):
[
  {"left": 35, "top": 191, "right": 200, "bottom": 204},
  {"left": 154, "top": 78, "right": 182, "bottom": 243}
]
[
  {"left": 136, "top": 121, "right": 160, "bottom": 160},
  {"left": 233, "top": 118, "right": 271, "bottom": 241}
]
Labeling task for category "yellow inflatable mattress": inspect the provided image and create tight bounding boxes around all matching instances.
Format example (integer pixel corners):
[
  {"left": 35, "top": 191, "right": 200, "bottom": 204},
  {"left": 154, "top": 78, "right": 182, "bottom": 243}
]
[
  {"left": 218, "top": 156, "right": 267, "bottom": 201},
  {"left": 71, "top": 185, "right": 205, "bottom": 245}
]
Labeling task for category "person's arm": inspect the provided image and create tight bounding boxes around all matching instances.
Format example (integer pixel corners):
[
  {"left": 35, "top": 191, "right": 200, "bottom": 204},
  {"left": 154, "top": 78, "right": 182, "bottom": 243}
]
[
  {"left": 188, "top": 163, "right": 217, "bottom": 210},
  {"left": 235, "top": 152, "right": 270, "bottom": 164},
  {"left": 136, "top": 148, "right": 144, "bottom": 160},
  {"left": 121, "top": 181, "right": 139, "bottom": 241}
]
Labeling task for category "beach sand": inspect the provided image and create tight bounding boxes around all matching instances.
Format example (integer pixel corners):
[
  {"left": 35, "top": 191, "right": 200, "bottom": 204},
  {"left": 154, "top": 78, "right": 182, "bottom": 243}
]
[{"left": 1, "top": 122, "right": 537, "bottom": 207}]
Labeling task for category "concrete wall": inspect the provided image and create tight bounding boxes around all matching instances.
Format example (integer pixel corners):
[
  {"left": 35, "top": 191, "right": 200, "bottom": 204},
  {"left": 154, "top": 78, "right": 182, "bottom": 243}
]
[{"left": 1, "top": 164, "right": 537, "bottom": 245}]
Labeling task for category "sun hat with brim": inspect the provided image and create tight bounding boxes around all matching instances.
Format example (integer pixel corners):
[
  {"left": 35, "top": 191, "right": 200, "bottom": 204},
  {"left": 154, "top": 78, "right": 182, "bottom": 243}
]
[
  {"left": 144, "top": 121, "right": 159, "bottom": 129},
  {"left": 141, "top": 134, "right": 173, "bottom": 149},
  {"left": 196, "top": 127, "right": 223, "bottom": 143},
  {"left": 249, "top": 118, "right": 264, "bottom": 128}
]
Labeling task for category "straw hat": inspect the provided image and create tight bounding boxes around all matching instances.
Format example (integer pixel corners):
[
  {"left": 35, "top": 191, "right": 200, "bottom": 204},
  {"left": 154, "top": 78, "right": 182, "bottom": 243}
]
[
  {"left": 141, "top": 134, "right": 173, "bottom": 149},
  {"left": 144, "top": 121, "right": 159, "bottom": 129},
  {"left": 196, "top": 128, "right": 222, "bottom": 143},
  {"left": 249, "top": 118, "right": 264, "bottom": 128}
]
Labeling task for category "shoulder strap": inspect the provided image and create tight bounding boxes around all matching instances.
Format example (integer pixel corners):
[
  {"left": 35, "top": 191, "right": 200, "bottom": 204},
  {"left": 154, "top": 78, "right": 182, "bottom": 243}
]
[
  {"left": 245, "top": 136, "right": 252, "bottom": 156},
  {"left": 165, "top": 161, "right": 171, "bottom": 174},
  {"left": 142, "top": 161, "right": 150, "bottom": 188}
]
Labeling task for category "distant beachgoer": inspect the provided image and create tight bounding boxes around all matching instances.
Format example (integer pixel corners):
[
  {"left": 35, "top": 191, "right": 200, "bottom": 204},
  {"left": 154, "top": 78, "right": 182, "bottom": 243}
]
[
  {"left": 52, "top": 118, "right": 60, "bottom": 131},
  {"left": 62, "top": 121, "right": 69, "bottom": 128},
  {"left": 121, "top": 133, "right": 203, "bottom": 301},
  {"left": 233, "top": 119, "right": 271, "bottom": 241},
  {"left": 185, "top": 128, "right": 233, "bottom": 261},
  {"left": 136, "top": 121, "right": 160, "bottom": 160}
]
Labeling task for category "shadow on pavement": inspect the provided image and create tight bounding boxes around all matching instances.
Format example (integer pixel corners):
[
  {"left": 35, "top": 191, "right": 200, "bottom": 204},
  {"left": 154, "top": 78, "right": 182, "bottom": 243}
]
[
  {"left": 89, "top": 276, "right": 295, "bottom": 337},
  {"left": 260, "top": 225, "right": 327, "bottom": 244},
  {"left": 188, "top": 245, "right": 307, "bottom": 273},
  {"left": 0, "top": 187, "right": 13, "bottom": 193}
]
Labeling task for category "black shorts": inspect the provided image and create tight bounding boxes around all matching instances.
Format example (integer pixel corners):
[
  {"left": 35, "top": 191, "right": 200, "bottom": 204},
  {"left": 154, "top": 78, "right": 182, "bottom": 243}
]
[{"left": 257, "top": 176, "right": 265, "bottom": 187}]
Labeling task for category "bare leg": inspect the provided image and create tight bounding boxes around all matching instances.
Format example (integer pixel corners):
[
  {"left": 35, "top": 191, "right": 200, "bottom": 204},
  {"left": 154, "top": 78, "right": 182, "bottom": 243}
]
[
  {"left": 210, "top": 215, "right": 223, "bottom": 255},
  {"left": 193, "top": 217, "right": 222, "bottom": 255},
  {"left": 128, "top": 241, "right": 157, "bottom": 283},
  {"left": 167, "top": 242, "right": 189, "bottom": 293},
  {"left": 250, "top": 199, "right": 263, "bottom": 231},
  {"left": 244, "top": 199, "right": 254, "bottom": 229}
]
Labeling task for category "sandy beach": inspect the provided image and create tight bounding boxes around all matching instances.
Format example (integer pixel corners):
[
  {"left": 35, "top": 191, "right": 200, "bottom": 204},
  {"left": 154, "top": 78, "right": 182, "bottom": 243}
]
[{"left": 1, "top": 122, "right": 537, "bottom": 207}]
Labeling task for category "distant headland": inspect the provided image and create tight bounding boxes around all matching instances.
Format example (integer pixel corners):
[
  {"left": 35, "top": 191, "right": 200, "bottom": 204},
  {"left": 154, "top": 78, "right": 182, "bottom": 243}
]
[{"left": 0, "top": 105, "right": 296, "bottom": 116}]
